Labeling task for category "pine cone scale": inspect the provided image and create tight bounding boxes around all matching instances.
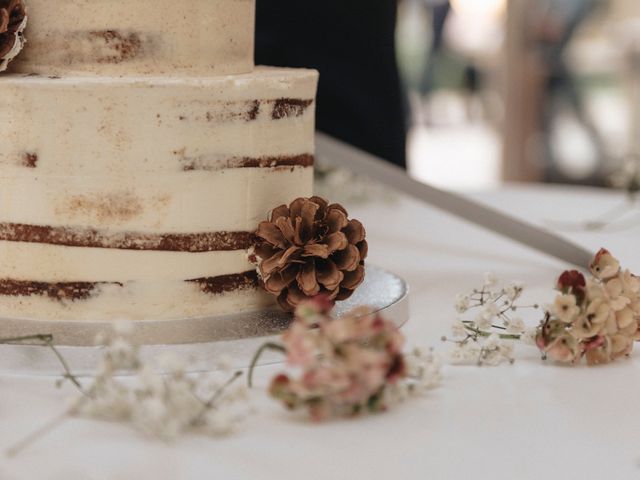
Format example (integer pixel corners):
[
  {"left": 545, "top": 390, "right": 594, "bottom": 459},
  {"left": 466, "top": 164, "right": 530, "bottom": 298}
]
[
  {"left": 297, "top": 263, "right": 320, "bottom": 296},
  {"left": 323, "top": 231, "right": 348, "bottom": 253},
  {"left": 0, "top": 9, "right": 9, "bottom": 32},
  {"left": 302, "top": 243, "right": 329, "bottom": 258},
  {"left": 256, "top": 222, "right": 288, "bottom": 249},
  {"left": 332, "top": 244, "right": 360, "bottom": 272},
  {"left": 325, "top": 209, "right": 349, "bottom": 233},
  {"left": 274, "top": 217, "right": 296, "bottom": 244}
]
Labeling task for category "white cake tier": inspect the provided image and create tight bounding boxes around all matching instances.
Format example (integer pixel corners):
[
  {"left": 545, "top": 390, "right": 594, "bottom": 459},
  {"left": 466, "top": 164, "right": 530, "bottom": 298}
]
[
  {"left": 0, "top": 67, "right": 317, "bottom": 175},
  {"left": 0, "top": 67, "right": 318, "bottom": 321},
  {"left": 9, "top": 0, "right": 255, "bottom": 76}
]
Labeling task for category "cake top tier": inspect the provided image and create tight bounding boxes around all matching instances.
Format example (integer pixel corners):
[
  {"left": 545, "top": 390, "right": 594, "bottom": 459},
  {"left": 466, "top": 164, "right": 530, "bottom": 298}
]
[{"left": 8, "top": 0, "right": 255, "bottom": 76}]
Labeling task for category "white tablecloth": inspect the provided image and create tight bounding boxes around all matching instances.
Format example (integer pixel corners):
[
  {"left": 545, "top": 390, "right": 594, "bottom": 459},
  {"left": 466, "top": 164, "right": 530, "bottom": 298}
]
[{"left": 1, "top": 184, "right": 639, "bottom": 480}]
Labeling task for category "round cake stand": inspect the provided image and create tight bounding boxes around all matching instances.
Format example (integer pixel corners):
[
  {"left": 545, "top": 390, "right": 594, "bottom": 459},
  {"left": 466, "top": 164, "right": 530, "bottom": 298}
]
[{"left": 0, "top": 266, "right": 409, "bottom": 375}]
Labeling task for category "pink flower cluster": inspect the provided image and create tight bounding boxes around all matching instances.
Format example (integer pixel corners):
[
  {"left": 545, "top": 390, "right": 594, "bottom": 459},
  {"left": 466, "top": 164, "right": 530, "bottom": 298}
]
[
  {"left": 536, "top": 249, "right": 640, "bottom": 365},
  {"left": 269, "top": 296, "right": 407, "bottom": 421}
]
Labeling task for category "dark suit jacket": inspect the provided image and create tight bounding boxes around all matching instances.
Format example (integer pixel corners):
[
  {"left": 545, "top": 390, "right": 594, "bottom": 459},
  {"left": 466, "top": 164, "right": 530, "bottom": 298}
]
[{"left": 255, "top": 0, "right": 407, "bottom": 168}]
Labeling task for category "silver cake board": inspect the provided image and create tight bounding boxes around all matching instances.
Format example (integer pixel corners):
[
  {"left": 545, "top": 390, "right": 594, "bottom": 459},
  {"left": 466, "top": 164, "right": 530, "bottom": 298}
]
[{"left": 0, "top": 266, "right": 409, "bottom": 375}]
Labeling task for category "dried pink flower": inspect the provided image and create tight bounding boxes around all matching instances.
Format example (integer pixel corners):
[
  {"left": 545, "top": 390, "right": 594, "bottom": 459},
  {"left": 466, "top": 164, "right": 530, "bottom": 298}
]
[
  {"left": 536, "top": 249, "right": 639, "bottom": 365},
  {"left": 264, "top": 301, "right": 407, "bottom": 420}
]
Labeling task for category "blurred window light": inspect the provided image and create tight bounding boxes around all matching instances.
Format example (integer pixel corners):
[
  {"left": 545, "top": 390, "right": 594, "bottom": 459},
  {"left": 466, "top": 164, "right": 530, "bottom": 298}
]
[
  {"left": 450, "top": 0, "right": 506, "bottom": 19},
  {"left": 447, "top": 0, "right": 506, "bottom": 55}
]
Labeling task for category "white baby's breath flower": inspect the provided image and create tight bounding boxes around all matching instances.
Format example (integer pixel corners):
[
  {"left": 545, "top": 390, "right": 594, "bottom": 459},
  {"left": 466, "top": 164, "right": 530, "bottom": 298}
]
[
  {"left": 520, "top": 327, "right": 538, "bottom": 346},
  {"left": 106, "top": 338, "right": 139, "bottom": 371},
  {"left": 484, "top": 272, "right": 498, "bottom": 287},
  {"left": 451, "top": 320, "right": 467, "bottom": 338},
  {"left": 454, "top": 294, "right": 471, "bottom": 313},
  {"left": 505, "top": 282, "right": 524, "bottom": 302},
  {"left": 483, "top": 333, "right": 500, "bottom": 350},
  {"left": 505, "top": 317, "right": 526, "bottom": 334},
  {"left": 406, "top": 348, "right": 442, "bottom": 392},
  {"left": 449, "top": 342, "right": 481, "bottom": 365},
  {"left": 157, "top": 353, "right": 187, "bottom": 375}
]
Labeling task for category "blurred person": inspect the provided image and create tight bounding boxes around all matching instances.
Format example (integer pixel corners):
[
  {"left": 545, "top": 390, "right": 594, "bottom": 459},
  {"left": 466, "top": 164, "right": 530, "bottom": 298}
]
[
  {"left": 531, "top": 0, "right": 609, "bottom": 181},
  {"left": 419, "top": 0, "right": 451, "bottom": 99},
  {"left": 255, "top": 0, "right": 407, "bottom": 168}
]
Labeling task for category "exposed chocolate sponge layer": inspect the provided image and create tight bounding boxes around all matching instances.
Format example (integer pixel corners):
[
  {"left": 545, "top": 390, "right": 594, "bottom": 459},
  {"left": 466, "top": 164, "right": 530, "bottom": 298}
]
[
  {"left": 0, "top": 271, "right": 260, "bottom": 301},
  {"left": 271, "top": 98, "right": 313, "bottom": 120},
  {"left": 0, "top": 222, "right": 256, "bottom": 252},
  {"left": 0, "top": 279, "right": 117, "bottom": 301},
  {"left": 180, "top": 154, "right": 314, "bottom": 171},
  {"left": 188, "top": 271, "right": 259, "bottom": 295}
]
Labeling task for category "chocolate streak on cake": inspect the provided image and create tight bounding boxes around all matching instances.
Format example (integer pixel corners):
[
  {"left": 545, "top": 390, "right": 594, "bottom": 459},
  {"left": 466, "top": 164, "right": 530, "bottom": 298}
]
[
  {"left": 181, "top": 154, "right": 314, "bottom": 172},
  {"left": 188, "top": 271, "right": 259, "bottom": 295},
  {"left": 22, "top": 152, "right": 38, "bottom": 168},
  {"left": 0, "top": 279, "right": 119, "bottom": 301},
  {"left": 0, "top": 223, "right": 256, "bottom": 252},
  {"left": 89, "top": 30, "right": 142, "bottom": 64},
  {"left": 271, "top": 98, "right": 314, "bottom": 120},
  {"left": 0, "top": 272, "right": 258, "bottom": 301}
]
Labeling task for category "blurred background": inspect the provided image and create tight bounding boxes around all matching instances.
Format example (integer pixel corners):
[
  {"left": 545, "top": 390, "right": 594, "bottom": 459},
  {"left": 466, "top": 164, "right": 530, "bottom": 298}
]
[{"left": 397, "top": 0, "right": 640, "bottom": 190}]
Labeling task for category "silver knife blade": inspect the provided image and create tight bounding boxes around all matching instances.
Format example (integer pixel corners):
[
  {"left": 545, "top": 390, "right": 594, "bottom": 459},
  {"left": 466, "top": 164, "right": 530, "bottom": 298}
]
[{"left": 315, "top": 132, "right": 594, "bottom": 268}]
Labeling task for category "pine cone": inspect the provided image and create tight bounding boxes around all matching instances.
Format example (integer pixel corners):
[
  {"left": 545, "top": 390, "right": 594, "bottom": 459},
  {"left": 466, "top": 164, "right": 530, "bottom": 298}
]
[
  {"left": 0, "top": 0, "right": 26, "bottom": 72},
  {"left": 254, "top": 196, "right": 368, "bottom": 312}
]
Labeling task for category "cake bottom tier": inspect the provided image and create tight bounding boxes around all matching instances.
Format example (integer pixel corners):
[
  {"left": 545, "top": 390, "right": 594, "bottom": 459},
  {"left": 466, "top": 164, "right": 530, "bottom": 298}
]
[{"left": 0, "top": 272, "right": 273, "bottom": 321}]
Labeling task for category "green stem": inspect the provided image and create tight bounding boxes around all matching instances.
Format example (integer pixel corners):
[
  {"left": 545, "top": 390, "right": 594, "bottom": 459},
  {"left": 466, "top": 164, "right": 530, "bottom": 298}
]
[
  {"left": 0, "top": 334, "right": 53, "bottom": 344},
  {"left": 192, "top": 371, "right": 243, "bottom": 425},
  {"left": 0, "top": 334, "right": 86, "bottom": 396},
  {"left": 462, "top": 323, "right": 521, "bottom": 341},
  {"left": 247, "top": 342, "right": 286, "bottom": 388}
]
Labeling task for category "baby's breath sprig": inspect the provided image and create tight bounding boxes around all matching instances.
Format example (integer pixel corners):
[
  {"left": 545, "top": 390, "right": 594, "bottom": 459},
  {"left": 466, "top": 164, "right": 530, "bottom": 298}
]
[
  {"left": 443, "top": 273, "right": 540, "bottom": 366},
  {"left": 7, "top": 324, "right": 250, "bottom": 457}
]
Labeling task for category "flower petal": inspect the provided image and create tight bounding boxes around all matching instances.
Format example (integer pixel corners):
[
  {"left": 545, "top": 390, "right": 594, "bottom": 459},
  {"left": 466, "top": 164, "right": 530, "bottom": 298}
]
[{"left": 256, "top": 221, "right": 287, "bottom": 248}]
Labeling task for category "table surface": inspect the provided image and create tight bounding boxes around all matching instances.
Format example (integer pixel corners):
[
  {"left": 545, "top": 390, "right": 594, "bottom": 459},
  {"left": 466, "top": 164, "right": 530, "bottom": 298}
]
[{"left": 1, "top": 184, "right": 639, "bottom": 480}]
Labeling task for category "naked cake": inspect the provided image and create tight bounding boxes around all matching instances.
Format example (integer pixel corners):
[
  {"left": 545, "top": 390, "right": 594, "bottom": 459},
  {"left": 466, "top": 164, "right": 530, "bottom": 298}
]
[{"left": 0, "top": 0, "right": 319, "bottom": 320}]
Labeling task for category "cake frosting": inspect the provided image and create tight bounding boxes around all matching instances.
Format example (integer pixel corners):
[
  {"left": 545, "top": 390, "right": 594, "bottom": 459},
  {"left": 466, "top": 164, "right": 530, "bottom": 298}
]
[
  {"left": 0, "top": 1, "right": 319, "bottom": 320},
  {"left": 8, "top": 0, "right": 255, "bottom": 76}
]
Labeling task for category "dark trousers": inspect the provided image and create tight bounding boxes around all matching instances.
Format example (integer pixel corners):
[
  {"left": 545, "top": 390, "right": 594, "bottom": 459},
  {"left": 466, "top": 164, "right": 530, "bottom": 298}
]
[{"left": 255, "top": 0, "right": 407, "bottom": 168}]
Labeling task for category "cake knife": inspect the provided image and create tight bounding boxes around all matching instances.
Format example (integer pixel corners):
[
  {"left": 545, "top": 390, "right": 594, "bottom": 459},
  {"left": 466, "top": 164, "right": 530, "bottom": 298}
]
[{"left": 315, "top": 132, "right": 594, "bottom": 268}]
